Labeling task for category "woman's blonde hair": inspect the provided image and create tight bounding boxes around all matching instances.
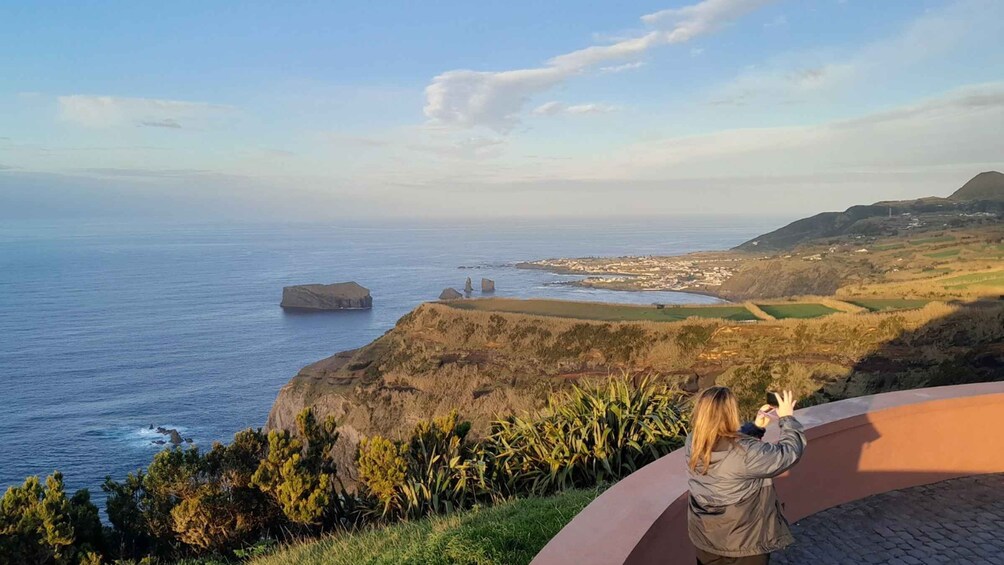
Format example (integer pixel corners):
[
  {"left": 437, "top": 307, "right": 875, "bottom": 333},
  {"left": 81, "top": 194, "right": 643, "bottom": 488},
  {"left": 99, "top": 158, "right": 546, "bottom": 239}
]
[{"left": 688, "top": 386, "right": 742, "bottom": 474}]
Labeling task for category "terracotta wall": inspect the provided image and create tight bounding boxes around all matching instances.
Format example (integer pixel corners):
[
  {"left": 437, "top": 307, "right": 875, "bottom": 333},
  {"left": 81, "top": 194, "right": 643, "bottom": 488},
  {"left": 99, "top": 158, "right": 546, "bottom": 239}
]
[{"left": 532, "top": 382, "right": 1004, "bottom": 565}]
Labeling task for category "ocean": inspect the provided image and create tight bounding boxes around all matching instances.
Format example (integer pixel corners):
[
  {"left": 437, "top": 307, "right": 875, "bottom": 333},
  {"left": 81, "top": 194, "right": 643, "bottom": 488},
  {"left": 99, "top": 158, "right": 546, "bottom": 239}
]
[{"left": 0, "top": 216, "right": 781, "bottom": 506}]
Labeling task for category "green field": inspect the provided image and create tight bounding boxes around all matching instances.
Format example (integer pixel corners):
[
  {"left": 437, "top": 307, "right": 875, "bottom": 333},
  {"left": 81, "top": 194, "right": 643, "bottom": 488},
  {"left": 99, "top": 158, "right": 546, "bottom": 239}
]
[
  {"left": 872, "top": 243, "right": 906, "bottom": 251},
  {"left": 847, "top": 298, "right": 931, "bottom": 312},
  {"left": 941, "top": 270, "right": 1004, "bottom": 290},
  {"left": 756, "top": 303, "right": 839, "bottom": 319},
  {"left": 925, "top": 248, "right": 961, "bottom": 259},
  {"left": 447, "top": 298, "right": 756, "bottom": 322},
  {"left": 908, "top": 235, "right": 956, "bottom": 246},
  {"left": 251, "top": 489, "right": 600, "bottom": 565}
]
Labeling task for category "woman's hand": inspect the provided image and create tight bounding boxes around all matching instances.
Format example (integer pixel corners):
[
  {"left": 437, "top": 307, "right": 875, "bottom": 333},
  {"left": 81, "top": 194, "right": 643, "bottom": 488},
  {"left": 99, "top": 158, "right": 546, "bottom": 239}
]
[
  {"left": 754, "top": 404, "right": 775, "bottom": 428},
  {"left": 775, "top": 390, "right": 798, "bottom": 418}
]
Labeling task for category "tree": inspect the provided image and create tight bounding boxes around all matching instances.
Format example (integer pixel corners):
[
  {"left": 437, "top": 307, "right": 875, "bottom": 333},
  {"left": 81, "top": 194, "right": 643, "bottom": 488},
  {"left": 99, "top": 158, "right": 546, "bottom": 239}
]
[
  {"left": 252, "top": 409, "right": 353, "bottom": 530},
  {"left": 105, "top": 428, "right": 281, "bottom": 558},
  {"left": 0, "top": 472, "right": 103, "bottom": 564}
]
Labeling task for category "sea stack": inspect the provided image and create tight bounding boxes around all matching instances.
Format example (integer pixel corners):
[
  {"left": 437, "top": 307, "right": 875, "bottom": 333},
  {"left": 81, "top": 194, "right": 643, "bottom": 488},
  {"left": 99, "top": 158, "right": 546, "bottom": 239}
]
[
  {"left": 481, "top": 278, "right": 495, "bottom": 293},
  {"left": 439, "top": 288, "right": 463, "bottom": 300},
  {"left": 281, "top": 282, "right": 372, "bottom": 311},
  {"left": 465, "top": 277, "right": 474, "bottom": 294}
]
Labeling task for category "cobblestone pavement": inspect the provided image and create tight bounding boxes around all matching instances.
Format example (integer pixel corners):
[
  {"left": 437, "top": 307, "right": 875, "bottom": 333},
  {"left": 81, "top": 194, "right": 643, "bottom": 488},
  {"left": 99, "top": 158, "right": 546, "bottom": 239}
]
[{"left": 773, "top": 474, "right": 1004, "bottom": 565}]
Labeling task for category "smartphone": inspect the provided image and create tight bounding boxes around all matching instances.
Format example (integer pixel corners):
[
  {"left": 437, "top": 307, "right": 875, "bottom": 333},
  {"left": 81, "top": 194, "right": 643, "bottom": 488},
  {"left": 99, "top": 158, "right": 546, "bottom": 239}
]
[{"left": 766, "top": 392, "right": 780, "bottom": 408}]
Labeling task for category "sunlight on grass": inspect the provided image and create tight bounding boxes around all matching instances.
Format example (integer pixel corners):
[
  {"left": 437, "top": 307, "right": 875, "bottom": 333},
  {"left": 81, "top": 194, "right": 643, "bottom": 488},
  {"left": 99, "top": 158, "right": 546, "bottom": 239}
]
[
  {"left": 448, "top": 298, "right": 756, "bottom": 322},
  {"left": 250, "top": 489, "right": 602, "bottom": 565},
  {"left": 941, "top": 270, "right": 1004, "bottom": 290},
  {"left": 756, "top": 303, "right": 839, "bottom": 319},
  {"left": 847, "top": 298, "right": 931, "bottom": 312}
]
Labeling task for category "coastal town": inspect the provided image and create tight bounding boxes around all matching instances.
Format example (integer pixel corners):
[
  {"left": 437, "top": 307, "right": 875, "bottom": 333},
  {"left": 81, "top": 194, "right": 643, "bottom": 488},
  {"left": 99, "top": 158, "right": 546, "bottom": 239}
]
[{"left": 516, "top": 254, "right": 744, "bottom": 292}]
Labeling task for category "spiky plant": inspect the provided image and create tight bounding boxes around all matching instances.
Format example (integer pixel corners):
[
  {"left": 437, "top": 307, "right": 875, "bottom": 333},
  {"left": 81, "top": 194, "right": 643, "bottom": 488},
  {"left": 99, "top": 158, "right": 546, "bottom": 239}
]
[{"left": 487, "top": 376, "right": 687, "bottom": 496}]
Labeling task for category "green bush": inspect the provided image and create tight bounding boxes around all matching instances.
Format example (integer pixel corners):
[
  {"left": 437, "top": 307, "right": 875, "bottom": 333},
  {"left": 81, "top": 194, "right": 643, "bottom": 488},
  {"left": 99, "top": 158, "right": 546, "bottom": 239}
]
[
  {"left": 488, "top": 377, "right": 687, "bottom": 496},
  {"left": 357, "top": 412, "right": 492, "bottom": 521},
  {"left": 104, "top": 430, "right": 280, "bottom": 560},
  {"left": 251, "top": 410, "right": 355, "bottom": 530},
  {"left": 0, "top": 472, "right": 103, "bottom": 564}
]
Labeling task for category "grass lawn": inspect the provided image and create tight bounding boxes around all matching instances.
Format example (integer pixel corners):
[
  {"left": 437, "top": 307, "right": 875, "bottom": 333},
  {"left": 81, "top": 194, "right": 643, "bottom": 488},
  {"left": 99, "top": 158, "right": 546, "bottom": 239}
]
[
  {"left": 925, "top": 248, "right": 961, "bottom": 259},
  {"left": 447, "top": 298, "right": 756, "bottom": 322},
  {"left": 756, "top": 303, "right": 839, "bottom": 319},
  {"left": 908, "top": 235, "right": 956, "bottom": 246},
  {"left": 846, "top": 298, "right": 931, "bottom": 312},
  {"left": 940, "top": 270, "right": 1004, "bottom": 290},
  {"left": 250, "top": 489, "right": 601, "bottom": 565}
]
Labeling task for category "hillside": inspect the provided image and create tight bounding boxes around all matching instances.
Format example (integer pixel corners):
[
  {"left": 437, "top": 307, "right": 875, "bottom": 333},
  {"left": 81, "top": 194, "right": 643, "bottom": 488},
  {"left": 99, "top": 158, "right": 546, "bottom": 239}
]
[
  {"left": 949, "top": 171, "right": 1004, "bottom": 201},
  {"left": 734, "top": 171, "right": 1004, "bottom": 252},
  {"left": 267, "top": 299, "right": 1004, "bottom": 479}
]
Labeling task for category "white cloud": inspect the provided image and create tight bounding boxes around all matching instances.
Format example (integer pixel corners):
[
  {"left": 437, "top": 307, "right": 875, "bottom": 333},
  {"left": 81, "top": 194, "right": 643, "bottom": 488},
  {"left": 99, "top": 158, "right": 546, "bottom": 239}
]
[
  {"left": 57, "top": 95, "right": 234, "bottom": 129},
  {"left": 533, "top": 101, "right": 620, "bottom": 116},
  {"left": 712, "top": 0, "right": 1001, "bottom": 106},
  {"left": 423, "top": 0, "right": 773, "bottom": 132},
  {"left": 599, "top": 61, "right": 647, "bottom": 74},
  {"left": 640, "top": 0, "right": 774, "bottom": 41},
  {"left": 537, "top": 83, "right": 1004, "bottom": 184},
  {"left": 383, "top": 83, "right": 1003, "bottom": 216}
]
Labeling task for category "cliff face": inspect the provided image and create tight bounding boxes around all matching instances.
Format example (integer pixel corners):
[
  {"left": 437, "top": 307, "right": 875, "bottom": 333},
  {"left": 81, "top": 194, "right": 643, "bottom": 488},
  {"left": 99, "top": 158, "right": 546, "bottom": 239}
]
[
  {"left": 280, "top": 282, "right": 372, "bottom": 310},
  {"left": 265, "top": 301, "right": 1004, "bottom": 478}
]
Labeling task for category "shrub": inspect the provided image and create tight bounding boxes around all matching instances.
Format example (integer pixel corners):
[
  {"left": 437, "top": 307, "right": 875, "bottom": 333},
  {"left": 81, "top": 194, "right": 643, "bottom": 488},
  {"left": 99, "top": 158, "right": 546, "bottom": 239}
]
[
  {"left": 357, "top": 412, "right": 492, "bottom": 521},
  {"left": 104, "top": 428, "right": 280, "bottom": 559},
  {"left": 356, "top": 436, "right": 408, "bottom": 518},
  {"left": 488, "top": 377, "right": 687, "bottom": 496},
  {"left": 251, "top": 409, "right": 355, "bottom": 530},
  {"left": 0, "top": 472, "right": 102, "bottom": 564}
]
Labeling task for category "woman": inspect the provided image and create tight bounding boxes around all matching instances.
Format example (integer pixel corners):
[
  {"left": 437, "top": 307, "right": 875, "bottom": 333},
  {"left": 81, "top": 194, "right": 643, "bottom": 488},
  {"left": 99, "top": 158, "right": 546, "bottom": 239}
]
[{"left": 686, "top": 387, "right": 806, "bottom": 565}]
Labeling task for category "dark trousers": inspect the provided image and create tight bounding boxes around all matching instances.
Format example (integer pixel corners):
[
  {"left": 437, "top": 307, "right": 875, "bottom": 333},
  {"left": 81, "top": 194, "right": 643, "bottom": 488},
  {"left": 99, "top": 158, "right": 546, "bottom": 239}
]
[{"left": 696, "top": 548, "right": 769, "bottom": 565}]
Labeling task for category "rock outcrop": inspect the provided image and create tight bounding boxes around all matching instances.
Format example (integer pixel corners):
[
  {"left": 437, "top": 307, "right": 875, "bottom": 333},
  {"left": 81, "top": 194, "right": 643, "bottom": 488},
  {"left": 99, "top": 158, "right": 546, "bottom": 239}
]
[
  {"left": 281, "top": 282, "right": 372, "bottom": 311},
  {"left": 439, "top": 288, "right": 463, "bottom": 300},
  {"left": 481, "top": 278, "right": 495, "bottom": 293},
  {"left": 152, "top": 426, "right": 187, "bottom": 446},
  {"left": 465, "top": 277, "right": 474, "bottom": 294}
]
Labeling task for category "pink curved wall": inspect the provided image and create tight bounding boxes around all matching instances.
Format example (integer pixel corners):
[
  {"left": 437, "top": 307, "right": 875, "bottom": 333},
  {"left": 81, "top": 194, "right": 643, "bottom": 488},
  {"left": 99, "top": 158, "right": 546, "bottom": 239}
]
[{"left": 532, "top": 382, "right": 1004, "bottom": 565}]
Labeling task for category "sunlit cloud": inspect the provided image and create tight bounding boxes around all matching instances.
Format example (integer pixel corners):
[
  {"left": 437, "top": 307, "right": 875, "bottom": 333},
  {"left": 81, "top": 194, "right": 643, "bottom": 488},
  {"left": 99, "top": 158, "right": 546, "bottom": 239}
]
[{"left": 423, "top": 0, "right": 774, "bottom": 132}]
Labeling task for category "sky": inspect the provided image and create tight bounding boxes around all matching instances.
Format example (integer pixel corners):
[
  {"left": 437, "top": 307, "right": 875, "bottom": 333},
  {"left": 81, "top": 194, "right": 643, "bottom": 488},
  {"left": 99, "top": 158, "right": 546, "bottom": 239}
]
[{"left": 1, "top": 0, "right": 1003, "bottom": 220}]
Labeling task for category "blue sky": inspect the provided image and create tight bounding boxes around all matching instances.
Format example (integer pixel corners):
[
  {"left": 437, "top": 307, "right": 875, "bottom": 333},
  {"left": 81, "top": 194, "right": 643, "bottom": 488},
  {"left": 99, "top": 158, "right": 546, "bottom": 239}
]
[{"left": 1, "top": 0, "right": 1003, "bottom": 219}]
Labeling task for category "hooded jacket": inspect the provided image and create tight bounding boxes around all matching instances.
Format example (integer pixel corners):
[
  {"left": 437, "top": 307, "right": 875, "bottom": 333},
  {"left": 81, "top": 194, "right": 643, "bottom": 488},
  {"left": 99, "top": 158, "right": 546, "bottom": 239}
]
[{"left": 685, "top": 416, "right": 806, "bottom": 557}]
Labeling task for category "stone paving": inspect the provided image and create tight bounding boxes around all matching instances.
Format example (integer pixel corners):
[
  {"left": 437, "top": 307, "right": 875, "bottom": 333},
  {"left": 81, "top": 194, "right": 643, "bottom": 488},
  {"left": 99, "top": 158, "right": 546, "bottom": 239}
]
[{"left": 773, "top": 474, "right": 1004, "bottom": 565}]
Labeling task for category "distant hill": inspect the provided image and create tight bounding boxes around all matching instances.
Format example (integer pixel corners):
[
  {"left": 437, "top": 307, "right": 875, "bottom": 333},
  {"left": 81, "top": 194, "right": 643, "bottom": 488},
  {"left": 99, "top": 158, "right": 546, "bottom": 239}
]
[
  {"left": 949, "top": 171, "right": 1004, "bottom": 201},
  {"left": 735, "top": 172, "right": 1004, "bottom": 252}
]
